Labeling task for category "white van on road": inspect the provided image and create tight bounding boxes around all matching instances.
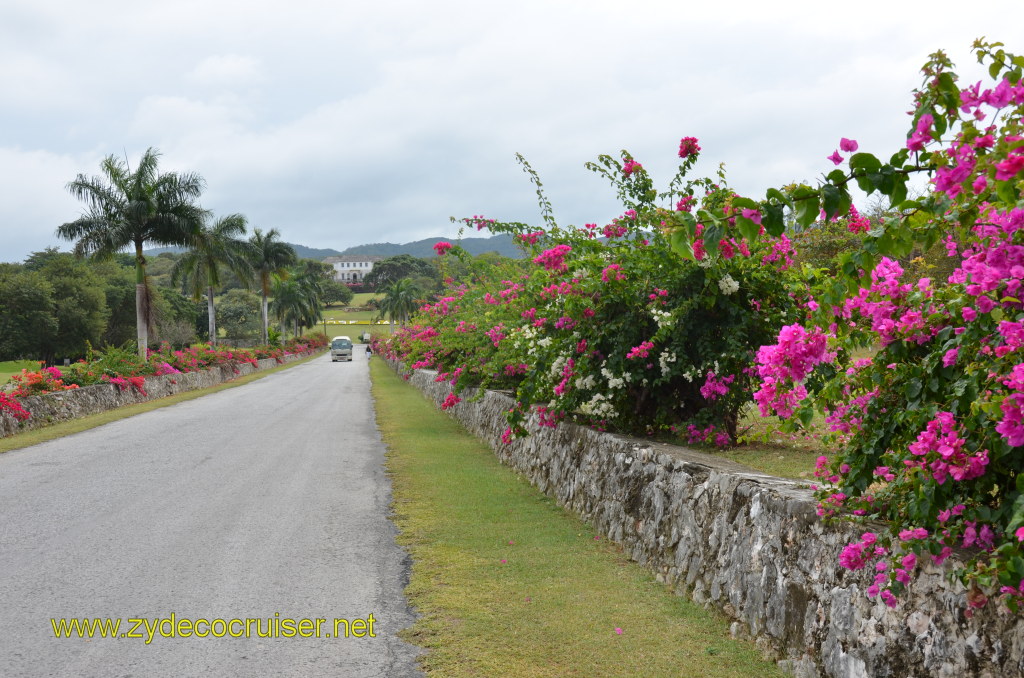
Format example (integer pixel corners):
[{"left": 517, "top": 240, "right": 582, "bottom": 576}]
[{"left": 330, "top": 336, "right": 353, "bottom": 362}]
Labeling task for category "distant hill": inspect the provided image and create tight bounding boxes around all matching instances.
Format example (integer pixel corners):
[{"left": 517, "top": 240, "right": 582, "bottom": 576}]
[
  {"left": 145, "top": 242, "right": 344, "bottom": 260},
  {"left": 289, "top": 244, "right": 344, "bottom": 260},
  {"left": 340, "top": 234, "right": 521, "bottom": 259},
  {"left": 146, "top": 234, "right": 522, "bottom": 261}
]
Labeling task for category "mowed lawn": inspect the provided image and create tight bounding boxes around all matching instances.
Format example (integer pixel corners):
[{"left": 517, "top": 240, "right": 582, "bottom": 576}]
[
  {"left": 370, "top": 359, "right": 784, "bottom": 678},
  {"left": 0, "top": 360, "right": 40, "bottom": 385},
  {"left": 323, "top": 292, "right": 384, "bottom": 327}
]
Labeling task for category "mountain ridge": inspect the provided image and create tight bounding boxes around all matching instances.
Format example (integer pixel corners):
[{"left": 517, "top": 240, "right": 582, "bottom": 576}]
[{"left": 145, "top": 234, "right": 523, "bottom": 260}]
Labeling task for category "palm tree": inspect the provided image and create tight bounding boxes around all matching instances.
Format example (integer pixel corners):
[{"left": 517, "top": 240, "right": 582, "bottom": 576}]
[
  {"left": 269, "top": 262, "right": 329, "bottom": 338},
  {"left": 171, "top": 214, "right": 253, "bottom": 346},
  {"left": 57, "top": 148, "right": 206, "bottom": 357},
  {"left": 248, "top": 228, "right": 297, "bottom": 344},
  {"left": 376, "top": 278, "right": 423, "bottom": 331},
  {"left": 270, "top": 275, "right": 318, "bottom": 338}
]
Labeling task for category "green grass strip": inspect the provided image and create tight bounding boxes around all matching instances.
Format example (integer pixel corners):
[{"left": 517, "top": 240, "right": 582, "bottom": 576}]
[
  {"left": 371, "top": 360, "right": 784, "bottom": 678},
  {"left": 0, "top": 360, "right": 41, "bottom": 385},
  {"left": 0, "top": 351, "right": 325, "bottom": 455}
]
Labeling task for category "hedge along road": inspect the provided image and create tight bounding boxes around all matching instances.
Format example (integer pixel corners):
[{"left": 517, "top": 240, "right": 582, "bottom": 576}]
[{"left": 0, "top": 346, "right": 423, "bottom": 678}]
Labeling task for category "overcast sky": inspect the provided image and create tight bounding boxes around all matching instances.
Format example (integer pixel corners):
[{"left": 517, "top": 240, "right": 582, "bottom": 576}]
[{"left": 0, "top": 0, "right": 1016, "bottom": 262}]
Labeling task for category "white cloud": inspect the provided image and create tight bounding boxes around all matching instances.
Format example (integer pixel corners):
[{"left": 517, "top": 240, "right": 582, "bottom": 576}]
[
  {"left": 0, "top": 0, "right": 1020, "bottom": 261},
  {"left": 0, "top": 148, "right": 91, "bottom": 256},
  {"left": 190, "top": 54, "right": 262, "bottom": 87}
]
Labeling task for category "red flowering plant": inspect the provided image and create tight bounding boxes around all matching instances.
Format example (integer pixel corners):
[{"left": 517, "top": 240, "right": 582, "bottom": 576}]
[
  {"left": 679, "top": 41, "right": 1024, "bottom": 610},
  {"left": 2, "top": 334, "right": 328, "bottom": 424},
  {"left": 386, "top": 150, "right": 806, "bottom": 444},
  {"left": 0, "top": 392, "right": 30, "bottom": 421},
  {"left": 8, "top": 366, "right": 81, "bottom": 396}
]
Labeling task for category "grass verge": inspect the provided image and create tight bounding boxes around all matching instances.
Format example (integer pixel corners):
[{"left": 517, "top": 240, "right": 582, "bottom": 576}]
[
  {"left": 0, "top": 360, "right": 41, "bottom": 385},
  {"left": 0, "top": 351, "right": 325, "bottom": 455},
  {"left": 370, "top": 359, "right": 784, "bottom": 678}
]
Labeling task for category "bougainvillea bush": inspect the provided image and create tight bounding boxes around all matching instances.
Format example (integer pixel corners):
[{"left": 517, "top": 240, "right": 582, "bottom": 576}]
[
  {"left": 664, "top": 41, "right": 1024, "bottom": 610},
  {"left": 390, "top": 39, "right": 1024, "bottom": 611},
  {"left": 1, "top": 334, "right": 328, "bottom": 416},
  {"left": 386, "top": 143, "right": 808, "bottom": 446}
]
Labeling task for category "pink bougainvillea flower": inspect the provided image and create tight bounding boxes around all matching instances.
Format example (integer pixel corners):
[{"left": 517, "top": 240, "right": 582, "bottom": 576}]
[
  {"left": 995, "top": 152, "right": 1024, "bottom": 181},
  {"left": 627, "top": 341, "right": 655, "bottom": 360},
  {"left": 517, "top": 231, "right": 545, "bottom": 245},
  {"left": 906, "top": 113, "right": 934, "bottom": 152},
  {"left": 678, "top": 136, "right": 701, "bottom": 159},
  {"left": 622, "top": 159, "right": 643, "bottom": 176},
  {"left": 614, "top": 627, "right": 623, "bottom": 635},
  {"left": 533, "top": 244, "right": 572, "bottom": 272},
  {"left": 840, "top": 138, "right": 859, "bottom": 152},
  {"left": 740, "top": 208, "right": 762, "bottom": 225},
  {"left": 827, "top": 150, "right": 844, "bottom": 165},
  {"left": 433, "top": 241, "right": 453, "bottom": 256}
]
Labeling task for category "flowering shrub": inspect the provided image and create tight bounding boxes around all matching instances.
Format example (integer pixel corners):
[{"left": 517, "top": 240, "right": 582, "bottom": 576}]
[
  {"left": 9, "top": 366, "right": 80, "bottom": 397},
  {"left": 102, "top": 374, "right": 148, "bottom": 395},
  {"left": 385, "top": 39, "right": 1024, "bottom": 612},
  {"left": 0, "top": 392, "right": 30, "bottom": 421},
  {"left": 385, "top": 148, "right": 806, "bottom": 443},
  {"left": 676, "top": 40, "right": 1024, "bottom": 610},
  {"left": 1, "top": 333, "right": 328, "bottom": 424}
]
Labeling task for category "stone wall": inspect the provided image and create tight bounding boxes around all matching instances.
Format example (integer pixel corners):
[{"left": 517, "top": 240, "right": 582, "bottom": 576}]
[
  {"left": 0, "top": 352, "right": 320, "bottom": 438},
  {"left": 394, "top": 361, "right": 1024, "bottom": 678}
]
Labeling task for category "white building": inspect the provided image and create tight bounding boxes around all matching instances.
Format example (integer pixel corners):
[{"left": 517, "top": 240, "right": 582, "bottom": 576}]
[{"left": 323, "top": 255, "right": 384, "bottom": 284}]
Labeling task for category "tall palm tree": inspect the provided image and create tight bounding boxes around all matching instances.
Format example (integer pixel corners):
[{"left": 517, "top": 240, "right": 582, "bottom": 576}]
[
  {"left": 270, "top": 274, "right": 320, "bottom": 338},
  {"left": 171, "top": 214, "right": 253, "bottom": 346},
  {"left": 377, "top": 278, "right": 423, "bottom": 332},
  {"left": 248, "top": 228, "right": 297, "bottom": 344},
  {"left": 57, "top": 148, "right": 206, "bottom": 357}
]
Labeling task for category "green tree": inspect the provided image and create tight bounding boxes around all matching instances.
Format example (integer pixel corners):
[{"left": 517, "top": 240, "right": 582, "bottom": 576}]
[
  {"left": 376, "top": 278, "right": 423, "bottom": 331},
  {"left": 172, "top": 214, "right": 253, "bottom": 346},
  {"left": 217, "top": 289, "right": 262, "bottom": 343},
  {"left": 152, "top": 287, "right": 201, "bottom": 347},
  {"left": 322, "top": 279, "right": 354, "bottom": 307},
  {"left": 270, "top": 277, "right": 315, "bottom": 338},
  {"left": 364, "top": 254, "right": 437, "bottom": 289},
  {"left": 248, "top": 228, "right": 297, "bottom": 344},
  {"left": 57, "top": 148, "right": 206, "bottom": 357},
  {"left": 99, "top": 264, "right": 138, "bottom": 347},
  {"left": 0, "top": 266, "right": 57, "bottom": 360},
  {"left": 26, "top": 250, "right": 109, "bottom": 362},
  {"left": 270, "top": 261, "right": 326, "bottom": 337}
]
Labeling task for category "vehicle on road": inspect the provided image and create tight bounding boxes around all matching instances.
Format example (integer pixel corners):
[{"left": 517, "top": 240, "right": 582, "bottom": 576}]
[{"left": 330, "top": 336, "right": 353, "bottom": 362}]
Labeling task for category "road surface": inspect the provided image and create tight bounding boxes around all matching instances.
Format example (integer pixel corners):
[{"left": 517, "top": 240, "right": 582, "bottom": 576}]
[{"left": 0, "top": 348, "right": 423, "bottom": 677}]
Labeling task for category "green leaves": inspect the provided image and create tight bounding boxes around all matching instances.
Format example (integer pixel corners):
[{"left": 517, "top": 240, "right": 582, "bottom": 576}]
[
  {"left": 761, "top": 204, "right": 786, "bottom": 237},
  {"left": 731, "top": 196, "right": 761, "bottom": 241},
  {"left": 821, "top": 184, "right": 849, "bottom": 221},
  {"left": 791, "top": 185, "right": 820, "bottom": 228}
]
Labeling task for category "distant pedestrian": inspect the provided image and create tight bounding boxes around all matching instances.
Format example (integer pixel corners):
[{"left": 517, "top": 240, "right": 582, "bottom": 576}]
[{"left": 366, "top": 343, "right": 373, "bottom": 357}]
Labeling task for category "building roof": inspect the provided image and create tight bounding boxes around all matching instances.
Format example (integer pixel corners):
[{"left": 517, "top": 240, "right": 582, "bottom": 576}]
[{"left": 322, "top": 255, "right": 386, "bottom": 265}]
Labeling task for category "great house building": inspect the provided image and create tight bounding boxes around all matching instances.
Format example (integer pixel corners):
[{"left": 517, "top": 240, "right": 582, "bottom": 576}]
[{"left": 323, "top": 256, "right": 383, "bottom": 284}]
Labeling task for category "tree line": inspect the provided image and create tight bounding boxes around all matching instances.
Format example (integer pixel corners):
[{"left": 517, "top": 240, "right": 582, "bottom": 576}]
[
  {"left": 2, "top": 147, "right": 527, "bottom": 363},
  {"left": 0, "top": 148, "right": 346, "bottom": 363}
]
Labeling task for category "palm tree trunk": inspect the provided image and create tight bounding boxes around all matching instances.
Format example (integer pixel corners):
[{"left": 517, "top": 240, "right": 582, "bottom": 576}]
[
  {"left": 135, "top": 245, "right": 148, "bottom": 358},
  {"left": 207, "top": 286, "right": 217, "bottom": 346},
  {"left": 260, "top": 288, "right": 269, "bottom": 345}
]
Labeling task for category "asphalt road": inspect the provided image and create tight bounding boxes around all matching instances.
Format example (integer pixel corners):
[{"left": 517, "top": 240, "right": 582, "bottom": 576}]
[{"left": 0, "top": 348, "right": 423, "bottom": 677}]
